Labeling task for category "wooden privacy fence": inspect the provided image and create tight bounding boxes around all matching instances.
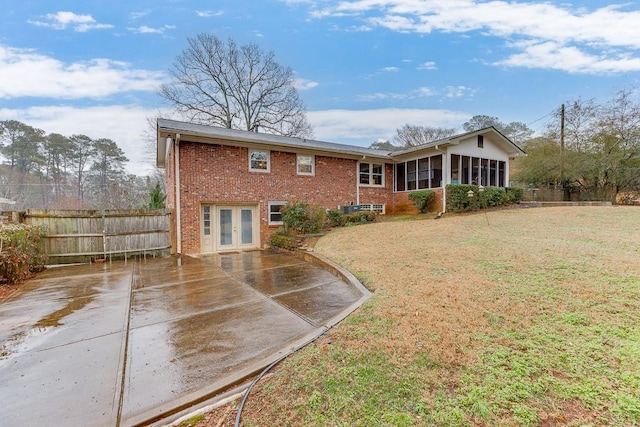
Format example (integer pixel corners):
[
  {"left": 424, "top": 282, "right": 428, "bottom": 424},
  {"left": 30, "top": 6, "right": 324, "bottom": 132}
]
[{"left": 22, "top": 209, "right": 171, "bottom": 264}]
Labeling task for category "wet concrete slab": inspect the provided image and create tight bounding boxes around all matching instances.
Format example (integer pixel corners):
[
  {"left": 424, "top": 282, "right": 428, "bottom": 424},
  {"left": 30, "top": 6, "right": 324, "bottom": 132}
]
[
  {"left": 0, "top": 250, "right": 369, "bottom": 427},
  {"left": 0, "top": 332, "right": 125, "bottom": 427},
  {"left": 123, "top": 298, "right": 316, "bottom": 423},
  {"left": 274, "top": 278, "right": 366, "bottom": 326}
]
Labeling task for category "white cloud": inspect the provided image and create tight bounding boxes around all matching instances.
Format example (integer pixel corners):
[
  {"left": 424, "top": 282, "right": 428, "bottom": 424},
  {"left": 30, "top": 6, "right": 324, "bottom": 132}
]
[
  {"left": 415, "top": 86, "right": 436, "bottom": 97},
  {"left": 418, "top": 61, "right": 437, "bottom": 70},
  {"left": 357, "top": 92, "right": 408, "bottom": 101},
  {"left": 128, "top": 25, "right": 176, "bottom": 35},
  {"left": 307, "top": 1, "right": 640, "bottom": 74},
  {"left": 130, "top": 10, "right": 151, "bottom": 20},
  {"left": 495, "top": 40, "right": 640, "bottom": 74},
  {"left": 445, "top": 86, "right": 475, "bottom": 98},
  {"left": 0, "top": 105, "right": 168, "bottom": 174},
  {"left": 0, "top": 45, "right": 166, "bottom": 99},
  {"left": 28, "top": 11, "right": 113, "bottom": 32},
  {"left": 294, "top": 78, "right": 319, "bottom": 91},
  {"left": 196, "top": 10, "right": 224, "bottom": 17},
  {"left": 357, "top": 86, "right": 438, "bottom": 101},
  {"left": 308, "top": 108, "right": 469, "bottom": 144},
  {"left": 381, "top": 66, "right": 399, "bottom": 72}
]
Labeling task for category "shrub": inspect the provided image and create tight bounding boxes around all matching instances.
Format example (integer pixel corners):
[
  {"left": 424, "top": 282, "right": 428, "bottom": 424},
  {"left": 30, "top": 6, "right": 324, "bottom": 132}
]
[
  {"left": 327, "top": 209, "right": 345, "bottom": 227},
  {"left": 343, "top": 210, "right": 377, "bottom": 225},
  {"left": 268, "top": 233, "right": 301, "bottom": 250},
  {"left": 504, "top": 187, "right": 524, "bottom": 204},
  {"left": 482, "top": 186, "right": 505, "bottom": 207},
  {"left": 280, "top": 201, "right": 326, "bottom": 234},
  {"left": 446, "top": 184, "right": 523, "bottom": 212},
  {"left": 446, "top": 184, "right": 481, "bottom": 212},
  {"left": 408, "top": 190, "right": 436, "bottom": 213},
  {"left": 0, "top": 224, "right": 47, "bottom": 284}
]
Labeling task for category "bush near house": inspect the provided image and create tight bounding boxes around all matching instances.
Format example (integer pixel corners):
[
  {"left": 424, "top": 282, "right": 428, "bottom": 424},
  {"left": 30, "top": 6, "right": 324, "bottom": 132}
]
[
  {"left": 0, "top": 224, "right": 47, "bottom": 284},
  {"left": 268, "top": 230, "right": 302, "bottom": 251},
  {"left": 281, "top": 201, "right": 325, "bottom": 234},
  {"left": 271, "top": 204, "right": 378, "bottom": 251},
  {"left": 327, "top": 210, "right": 377, "bottom": 227},
  {"left": 446, "top": 184, "right": 523, "bottom": 213},
  {"left": 408, "top": 190, "right": 436, "bottom": 213}
]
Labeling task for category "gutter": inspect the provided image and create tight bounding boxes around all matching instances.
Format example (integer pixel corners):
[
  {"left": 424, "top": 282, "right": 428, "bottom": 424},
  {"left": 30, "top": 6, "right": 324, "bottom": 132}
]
[{"left": 174, "top": 133, "right": 182, "bottom": 256}]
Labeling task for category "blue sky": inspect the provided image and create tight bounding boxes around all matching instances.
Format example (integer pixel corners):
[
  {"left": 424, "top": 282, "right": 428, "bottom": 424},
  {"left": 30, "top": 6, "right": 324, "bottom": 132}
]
[{"left": 1, "top": 0, "right": 639, "bottom": 173}]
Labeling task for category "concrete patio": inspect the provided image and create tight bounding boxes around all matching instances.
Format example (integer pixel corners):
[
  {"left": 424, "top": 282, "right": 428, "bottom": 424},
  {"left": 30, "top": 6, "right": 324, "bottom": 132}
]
[{"left": 0, "top": 251, "right": 369, "bottom": 426}]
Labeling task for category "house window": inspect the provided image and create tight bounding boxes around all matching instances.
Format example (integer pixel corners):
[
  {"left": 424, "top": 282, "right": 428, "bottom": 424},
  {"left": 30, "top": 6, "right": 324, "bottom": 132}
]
[
  {"left": 297, "top": 154, "right": 314, "bottom": 175},
  {"left": 203, "top": 205, "right": 211, "bottom": 236},
  {"left": 457, "top": 155, "right": 507, "bottom": 187},
  {"left": 477, "top": 135, "right": 484, "bottom": 148},
  {"left": 450, "top": 154, "right": 460, "bottom": 184},
  {"left": 395, "top": 163, "right": 406, "bottom": 191},
  {"left": 359, "top": 163, "right": 384, "bottom": 186},
  {"left": 407, "top": 160, "right": 417, "bottom": 190},
  {"left": 418, "top": 158, "right": 430, "bottom": 189},
  {"left": 394, "top": 154, "right": 442, "bottom": 191},
  {"left": 359, "top": 203, "right": 385, "bottom": 214},
  {"left": 249, "top": 149, "right": 270, "bottom": 172},
  {"left": 268, "top": 201, "right": 286, "bottom": 225}
]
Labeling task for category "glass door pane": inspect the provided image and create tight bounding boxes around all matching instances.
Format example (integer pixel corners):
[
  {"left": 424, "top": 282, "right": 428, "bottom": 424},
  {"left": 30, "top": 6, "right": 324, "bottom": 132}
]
[
  {"left": 219, "top": 208, "right": 233, "bottom": 246},
  {"left": 240, "top": 209, "right": 253, "bottom": 245}
]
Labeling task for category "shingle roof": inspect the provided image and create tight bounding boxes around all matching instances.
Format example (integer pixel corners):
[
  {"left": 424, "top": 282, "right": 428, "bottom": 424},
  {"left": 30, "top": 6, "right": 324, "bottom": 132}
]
[
  {"left": 156, "top": 119, "right": 525, "bottom": 168},
  {"left": 157, "top": 118, "right": 393, "bottom": 162}
]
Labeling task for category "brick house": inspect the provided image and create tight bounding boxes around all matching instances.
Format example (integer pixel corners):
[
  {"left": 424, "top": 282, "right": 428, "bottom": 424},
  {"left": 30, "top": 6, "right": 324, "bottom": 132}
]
[{"left": 156, "top": 118, "right": 524, "bottom": 255}]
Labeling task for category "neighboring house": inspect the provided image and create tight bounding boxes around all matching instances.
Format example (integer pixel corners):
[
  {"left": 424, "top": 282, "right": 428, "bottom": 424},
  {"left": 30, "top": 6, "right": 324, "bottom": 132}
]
[{"left": 157, "top": 118, "right": 524, "bottom": 255}]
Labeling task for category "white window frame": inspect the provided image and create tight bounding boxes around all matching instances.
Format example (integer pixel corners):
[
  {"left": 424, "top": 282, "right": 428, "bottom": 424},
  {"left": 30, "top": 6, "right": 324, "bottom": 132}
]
[
  {"left": 359, "top": 203, "right": 386, "bottom": 214},
  {"left": 296, "top": 154, "right": 315, "bottom": 176},
  {"left": 249, "top": 149, "right": 270, "bottom": 172},
  {"left": 268, "top": 201, "right": 286, "bottom": 225},
  {"left": 358, "top": 162, "right": 384, "bottom": 187}
]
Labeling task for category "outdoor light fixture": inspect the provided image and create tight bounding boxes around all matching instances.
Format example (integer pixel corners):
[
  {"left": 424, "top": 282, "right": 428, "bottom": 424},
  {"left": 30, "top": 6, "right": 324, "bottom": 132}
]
[
  {"left": 467, "top": 190, "right": 474, "bottom": 198},
  {"left": 478, "top": 185, "right": 485, "bottom": 193}
]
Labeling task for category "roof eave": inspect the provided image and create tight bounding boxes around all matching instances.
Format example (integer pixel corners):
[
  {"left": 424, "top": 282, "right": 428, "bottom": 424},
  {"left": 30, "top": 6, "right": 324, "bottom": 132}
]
[{"left": 157, "top": 120, "right": 391, "bottom": 161}]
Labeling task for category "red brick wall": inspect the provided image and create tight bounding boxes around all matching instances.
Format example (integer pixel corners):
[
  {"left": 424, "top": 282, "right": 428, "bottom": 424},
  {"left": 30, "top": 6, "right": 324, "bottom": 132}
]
[
  {"left": 175, "top": 141, "right": 396, "bottom": 254},
  {"left": 166, "top": 140, "right": 449, "bottom": 254},
  {"left": 390, "top": 188, "right": 444, "bottom": 214},
  {"left": 358, "top": 164, "right": 394, "bottom": 209}
]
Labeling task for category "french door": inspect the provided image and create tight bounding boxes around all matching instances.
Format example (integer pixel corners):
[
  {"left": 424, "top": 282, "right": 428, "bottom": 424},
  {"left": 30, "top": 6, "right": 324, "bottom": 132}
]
[{"left": 201, "top": 205, "right": 258, "bottom": 252}]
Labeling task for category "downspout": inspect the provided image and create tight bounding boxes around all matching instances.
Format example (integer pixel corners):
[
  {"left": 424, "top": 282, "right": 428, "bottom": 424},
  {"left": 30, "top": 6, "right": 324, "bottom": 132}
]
[
  {"left": 174, "top": 133, "right": 182, "bottom": 256},
  {"left": 435, "top": 145, "right": 447, "bottom": 213}
]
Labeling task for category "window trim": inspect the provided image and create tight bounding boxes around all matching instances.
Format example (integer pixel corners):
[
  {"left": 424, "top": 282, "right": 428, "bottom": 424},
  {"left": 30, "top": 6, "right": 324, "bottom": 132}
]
[
  {"left": 394, "top": 154, "right": 442, "bottom": 191},
  {"left": 249, "top": 149, "right": 270, "bottom": 172},
  {"left": 358, "top": 162, "right": 385, "bottom": 187},
  {"left": 268, "top": 201, "right": 286, "bottom": 225},
  {"left": 296, "top": 154, "right": 315, "bottom": 176}
]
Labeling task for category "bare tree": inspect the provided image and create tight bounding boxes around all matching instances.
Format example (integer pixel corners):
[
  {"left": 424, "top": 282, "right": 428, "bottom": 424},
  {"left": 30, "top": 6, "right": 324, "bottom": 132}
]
[
  {"left": 393, "top": 124, "right": 457, "bottom": 147},
  {"left": 463, "top": 115, "right": 534, "bottom": 146},
  {"left": 159, "top": 34, "right": 313, "bottom": 138},
  {"left": 69, "top": 135, "right": 96, "bottom": 203},
  {"left": 369, "top": 139, "right": 401, "bottom": 152},
  {"left": 546, "top": 99, "right": 600, "bottom": 153}
]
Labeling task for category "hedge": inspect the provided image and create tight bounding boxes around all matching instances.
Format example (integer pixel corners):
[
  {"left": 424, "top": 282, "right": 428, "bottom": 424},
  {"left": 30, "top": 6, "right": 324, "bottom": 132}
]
[
  {"left": 446, "top": 184, "right": 523, "bottom": 213},
  {"left": 1, "top": 224, "right": 47, "bottom": 284}
]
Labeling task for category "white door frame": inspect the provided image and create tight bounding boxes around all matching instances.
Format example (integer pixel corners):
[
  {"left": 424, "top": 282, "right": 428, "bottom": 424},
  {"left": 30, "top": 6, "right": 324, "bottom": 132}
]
[{"left": 201, "top": 204, "right": 259, "bottom": 253}]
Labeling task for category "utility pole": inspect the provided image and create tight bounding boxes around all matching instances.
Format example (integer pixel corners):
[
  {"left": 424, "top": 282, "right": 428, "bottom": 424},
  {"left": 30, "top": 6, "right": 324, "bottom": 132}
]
[{"left": 560, "top": 103, "right": 565, "bottom": 198}]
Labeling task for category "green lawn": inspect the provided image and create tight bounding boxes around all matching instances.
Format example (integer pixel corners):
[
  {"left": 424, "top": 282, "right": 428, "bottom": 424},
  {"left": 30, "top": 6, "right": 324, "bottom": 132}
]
[{"left": 237, "top": 207, "right": 640, "bottom": 426}]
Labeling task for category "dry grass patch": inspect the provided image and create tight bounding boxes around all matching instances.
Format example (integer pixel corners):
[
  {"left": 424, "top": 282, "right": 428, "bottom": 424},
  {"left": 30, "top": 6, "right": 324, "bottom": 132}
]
[{"left": 193, "top": 207, "right": 640, "bottom": 426}]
